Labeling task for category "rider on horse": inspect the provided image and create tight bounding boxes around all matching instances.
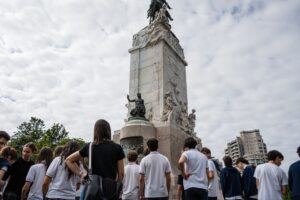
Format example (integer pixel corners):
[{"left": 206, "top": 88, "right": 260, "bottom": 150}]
[{"left": 147, "top": 0, "right": 173, "bottom": 23}]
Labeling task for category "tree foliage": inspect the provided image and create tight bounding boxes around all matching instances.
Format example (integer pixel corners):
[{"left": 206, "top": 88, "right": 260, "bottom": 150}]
[
  {"left": 9, "top": 117, "right": 86, "bottom": 155},
  {"left": 36, "top": 123, "right": 69, "bottom": 150},
  {"left": 10, "top": 117, "right": 45, "bottom": 153}
]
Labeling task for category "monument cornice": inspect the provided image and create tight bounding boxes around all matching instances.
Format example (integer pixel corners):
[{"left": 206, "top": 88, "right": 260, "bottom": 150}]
[{"left": 129, "top": 23, "right": 188, "bottom": 66}]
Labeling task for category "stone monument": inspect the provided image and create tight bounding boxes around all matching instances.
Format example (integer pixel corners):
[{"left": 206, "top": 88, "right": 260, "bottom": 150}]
[{"left": 113, "top": 1, "right": 202, "bottom": 198}]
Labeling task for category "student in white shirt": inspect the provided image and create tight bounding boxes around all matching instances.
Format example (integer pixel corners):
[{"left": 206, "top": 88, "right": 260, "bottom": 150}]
[
  {"left": 254, "top": 150, "right": 288, "bottom": 200},
  {"left": 201, "top": 147, "right": 219, "bottom": 200},
  {"left": 139, "top": 138, "right": 171, "bottom": 200},
  {"left": 178, "top": 137, "right": 208, "bottom": 200},
  {"left": 43, "top": 141, "right": 81, "bottom": 200},
  {"left": 122, "top": 150, "right": 140, "bottom": 200},
  {"left": 21, "top": 147, "right": 53, "bottom": 200}
]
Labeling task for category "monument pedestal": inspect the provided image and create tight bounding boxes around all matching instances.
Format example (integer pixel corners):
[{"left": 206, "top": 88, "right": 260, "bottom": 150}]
[
  {"left": 119, "top": 120, "right": 156, "bottom": 162},
  {"left": 115, "top": 121, "right": 202, "bottom": 199},
  {"left": 155, "top": 122, "right": 202, "bottom": 174},
  {"left": 120, "top": 120, "right": 156, "bottom": 140}
]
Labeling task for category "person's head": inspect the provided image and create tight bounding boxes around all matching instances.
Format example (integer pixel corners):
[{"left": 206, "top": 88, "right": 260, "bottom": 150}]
[
  {"left": 0, "top": 131, "right": 10, "bottom": 150},
  {"left": 137, "top": 93, "right": 141, "bottom": 98},
  {"left": 1, "top": 146, "right": 17, "bottom": 164},
  {"left": 147, "top": 138, "right": 158, "bottom": 151},
  {"left": 201, "top": 147, "right": 211, "bottom": 159},
  {"left": 143, "top": 147, "right": 150, "bottom": 156},
  {"left": 54, "top": 145, "right": 64, "bottom": 157},
  {"left": 22, "top": 142, "right": 37, "bottom": 161},
  {"left": 297, "top": 146, "right": 300, "bottom": 157},
  {"left": 223, "top": 156, "right": 233, "bottom": 167},
  {"left": 235, "top": 157, "right": 249, "bottom": 171},
  {"left": 267, "top": 150, "right": 284, "bottom": 166},
  {"left": 127, "top": 150, "right": 138, "bottom": 163},
  {"left": 93, "top": 119, "right": 111, "bottom": 144},
  {"left": 61, "top": 140, "right": 80, "bottom": 160},
  {"left": 61, "top": 140, "right": 80, "bottom": 179},
  {"left": 37, "top": 147, "right": 53, "bottom": 169},
  {"left": 183, "top": 137, "right": 197, "bottom": 149}
]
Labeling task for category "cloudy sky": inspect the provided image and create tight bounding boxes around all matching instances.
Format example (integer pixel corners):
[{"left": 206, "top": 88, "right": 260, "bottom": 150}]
[{"left": 0, "top": 0, "right": 299, "bottom": 170}]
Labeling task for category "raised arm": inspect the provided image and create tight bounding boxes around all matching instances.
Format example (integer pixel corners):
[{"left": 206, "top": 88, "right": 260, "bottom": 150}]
[
  {"left": 127, "top": 95, "right": 135, "bottom": 102},
  {"left": 65, "top": 151, "right": 87, "bottom": 180},
  {"left": 178, "top": 154, "right": 188, "bottom": 179}
]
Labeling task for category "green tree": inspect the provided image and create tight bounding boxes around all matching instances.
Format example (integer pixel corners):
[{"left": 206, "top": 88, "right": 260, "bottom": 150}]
[
  {"left": 37, "top": 123, "right": 69, "bottom": 149},
  {"left": 9, "top": 117, "right": 86, "bottom": 157},
  {"left": 10, "top": 117, "right": 45, "bottom": 153},
  {"left": 57, "top": 137, "right": 86, "bottom": 148}
]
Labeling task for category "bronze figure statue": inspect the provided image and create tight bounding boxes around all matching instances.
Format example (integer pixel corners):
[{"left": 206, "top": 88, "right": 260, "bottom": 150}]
[
  {"left": 127, "top": 93, "right": 146, "bottom": 119},
  {"left": 147, "top": 0, "right": 173, "bottom": 23}
]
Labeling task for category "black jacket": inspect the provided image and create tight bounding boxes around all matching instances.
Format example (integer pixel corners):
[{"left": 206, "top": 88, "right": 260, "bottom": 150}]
[
  {"left": 242, "top": 165, "right": 258, "bottom": 198},
  {"left": 220, "top": 167, "right": 242, "bottom": 198}
]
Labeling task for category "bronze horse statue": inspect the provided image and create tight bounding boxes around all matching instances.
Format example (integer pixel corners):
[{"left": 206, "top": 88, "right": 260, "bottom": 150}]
[{"left": 147, "top": 0, "right": 173, "bottom": 23}]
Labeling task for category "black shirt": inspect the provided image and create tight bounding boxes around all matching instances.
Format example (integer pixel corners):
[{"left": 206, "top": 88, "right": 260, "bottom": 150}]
[
  {"left": 79, "top": 142, "right": 125, "bottom": 180},
  {"left": 4, "top": 157, "right": 34, "bottom": 198}
]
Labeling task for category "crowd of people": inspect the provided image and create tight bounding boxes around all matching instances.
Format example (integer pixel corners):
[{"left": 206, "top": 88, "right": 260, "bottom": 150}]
[{"left": 0, "top": 119, "right": 299, "bottom": 200}]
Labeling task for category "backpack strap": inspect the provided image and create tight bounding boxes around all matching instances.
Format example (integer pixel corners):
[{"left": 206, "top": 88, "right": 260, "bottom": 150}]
[{"left": 88, "top": 142, "right": 92, "bottom": 174}]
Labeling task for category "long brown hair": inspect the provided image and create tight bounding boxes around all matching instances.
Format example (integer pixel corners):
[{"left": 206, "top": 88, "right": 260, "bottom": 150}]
[
  {"left": 60, "top": 140, "right": 80, "bottom": 180},
  {"left": 93, "top": 119, "right": 111, "bottom": 144},
  {"left": 37, "top": 147, "right": 53, "bottom": 169}
]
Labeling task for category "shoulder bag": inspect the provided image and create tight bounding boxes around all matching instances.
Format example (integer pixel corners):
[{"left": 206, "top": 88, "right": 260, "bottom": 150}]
[{"left": 82, "top": 143, "right": 123, "bottom": 200}]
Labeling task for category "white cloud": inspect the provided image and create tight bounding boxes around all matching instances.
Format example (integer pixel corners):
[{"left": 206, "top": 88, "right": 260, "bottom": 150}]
[{"left": 0, "top": 0, "right": 299, "bottom": 171}]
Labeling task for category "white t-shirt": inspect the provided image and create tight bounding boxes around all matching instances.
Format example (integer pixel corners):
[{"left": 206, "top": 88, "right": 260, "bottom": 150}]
[
  {"left": 182, "top": 149, "right": 208, "bottom": 190},
  {"left": 46, "top": 157, "right": 80, "bottom": 200},
  {"left": 139, "top": 151, "right": 171, "bottom": 198},
  {"left": 208, "top": 159, "right": 219, "bottom": 197},
  {"left": 26, "top": 163, "right": 47, "bottom": 200},
  {"left": 254, "top": 163, "right": 288, "bottom": 200},
  {"left": 122, "top": 162, "right": 140, "bottom": 200}
]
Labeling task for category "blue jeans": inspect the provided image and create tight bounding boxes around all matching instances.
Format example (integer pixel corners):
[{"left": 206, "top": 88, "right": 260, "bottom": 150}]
[{"left": 185, "top": 188, "right": 208, "bottom": 200}]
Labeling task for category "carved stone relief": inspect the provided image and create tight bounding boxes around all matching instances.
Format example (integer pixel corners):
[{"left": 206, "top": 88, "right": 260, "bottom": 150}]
[
  {"left": 179, "top": 102, "right": 189, "bottom": 132},
  {"left": 161, "top": 92, "right": 177, "bottom": 122},
  {"left": 160, "top": 90, "right": 196, "bottom": 135}
]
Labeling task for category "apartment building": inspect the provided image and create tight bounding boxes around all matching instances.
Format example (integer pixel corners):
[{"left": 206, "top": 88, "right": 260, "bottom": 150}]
[{"left": 224, "top": 129, "right": 267, "bottom": 166}]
